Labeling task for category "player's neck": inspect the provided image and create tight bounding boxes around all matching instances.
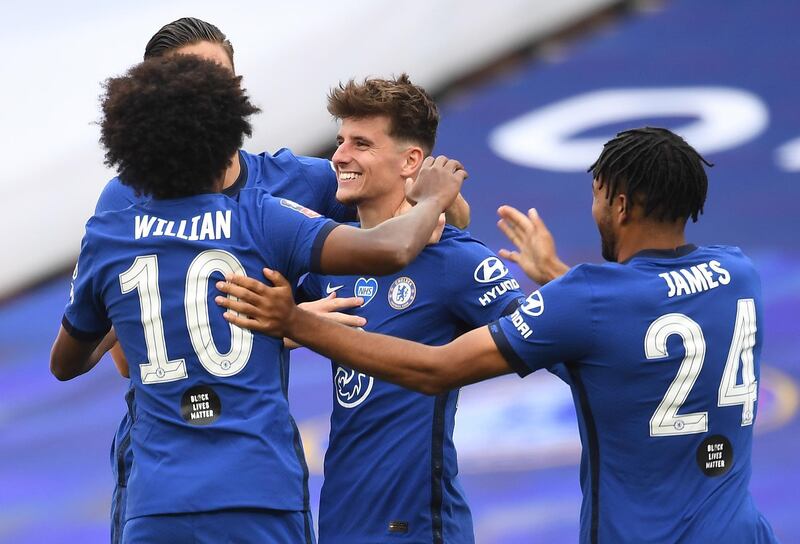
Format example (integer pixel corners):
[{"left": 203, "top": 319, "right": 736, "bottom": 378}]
[
  {"left": 616, "top": 222, "right": 686, "bottom": 262},
  {"left": 356, "top": 192, "right": 406, "bottom": 229},
  {"left": 221, "top": 151, "right": 241, "bottom": 190}
]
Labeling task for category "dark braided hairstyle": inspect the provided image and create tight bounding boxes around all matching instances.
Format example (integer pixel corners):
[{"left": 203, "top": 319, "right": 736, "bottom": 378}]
[
  {"left": 588, "top": 127, "right": 713, "bottom": 223},
  {"left": 144, "top": 17, "right": 234, "bottom": 69}
]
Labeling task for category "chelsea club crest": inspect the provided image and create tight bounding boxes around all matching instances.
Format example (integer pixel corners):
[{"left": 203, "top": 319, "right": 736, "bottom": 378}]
[{"left": 388, "top": 276, "right": 416, "bottom": 310}]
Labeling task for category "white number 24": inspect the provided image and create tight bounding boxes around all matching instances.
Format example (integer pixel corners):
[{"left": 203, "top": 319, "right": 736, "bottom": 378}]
[
  {"left": 645, "top": 299, "right": 757, "bottom": 437},
  {"left": 119, "top": 250, "right": 253, "bottom": 384}
]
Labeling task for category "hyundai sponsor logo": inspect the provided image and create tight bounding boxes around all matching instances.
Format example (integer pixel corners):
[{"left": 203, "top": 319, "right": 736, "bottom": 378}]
[
  {"left": 521, "top": 290, "right": 544, "bottom": 317},
  {"left": 474, "top": 257, "right": 509, "bottom": 283},
  {"left": 479, "top": 278, "right": 520, "bottom": 306}
]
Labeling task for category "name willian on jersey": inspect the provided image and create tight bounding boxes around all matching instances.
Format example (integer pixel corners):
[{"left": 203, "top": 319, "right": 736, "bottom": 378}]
[{"left": 134, "top": 210, "right": 232, "bottom": 241}]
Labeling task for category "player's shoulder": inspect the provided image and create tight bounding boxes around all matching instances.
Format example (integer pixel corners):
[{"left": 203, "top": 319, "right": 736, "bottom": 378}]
[
  {"left": 699, "top": 244, "right": 752, "bottom": 265},
  {"left": 94, "top": 176, "right": 142, "bottom": 214},
  {"left": 432, "top": 226, "right": 493, "bottom": 258},
  {"left": 250, "top": 147, "right": 332, "bottom": 179},
  {"left": 237, "top": 188, "right": 325, "bottom": 224}
]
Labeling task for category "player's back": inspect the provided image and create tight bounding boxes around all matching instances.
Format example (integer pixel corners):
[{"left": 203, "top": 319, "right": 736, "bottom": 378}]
[
  {"left": 572, "top": 245, "right": 775, "bottom": 543},
  {"left": 71, "top": 189, "right": 333, "bottom": 520}
]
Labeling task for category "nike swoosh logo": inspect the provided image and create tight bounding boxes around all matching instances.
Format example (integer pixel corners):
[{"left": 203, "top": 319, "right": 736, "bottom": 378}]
[{"left": 326, "top": 283, "right": 344, "bottom": 295}]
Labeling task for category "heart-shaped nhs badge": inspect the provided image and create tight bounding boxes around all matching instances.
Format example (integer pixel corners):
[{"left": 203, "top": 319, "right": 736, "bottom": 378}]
[{"left": 354, "top": 277, "right": 378, "bottom": 306}]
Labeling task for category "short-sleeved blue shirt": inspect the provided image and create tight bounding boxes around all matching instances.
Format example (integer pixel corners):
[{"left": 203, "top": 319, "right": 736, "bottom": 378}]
[
  {"left": 65, "top": 189, "right": 336, "bottom": 519},
  {"left": 490, "top": 245, "right": 777, "bottom": 544},
  {"left": 300, "top": 226, "right": 524, "bottom": 544}
]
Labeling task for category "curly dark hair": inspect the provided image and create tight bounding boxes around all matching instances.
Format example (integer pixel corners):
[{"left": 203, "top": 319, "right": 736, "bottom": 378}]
[
  {"left": 589, "top": 127, "right": 713, "bottom": 223},
  {"left": 100, "top": 55, "right": 260, "bottom": 199},
  {"left": 327, "top": 73, "right": 438, "bottom": 154}
]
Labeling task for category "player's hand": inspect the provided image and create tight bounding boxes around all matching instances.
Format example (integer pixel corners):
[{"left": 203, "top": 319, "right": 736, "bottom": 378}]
[
  {"left": 215, "top": 268, "right": 297, "bottom": 338},
  {"left": 497, "top": 205, "right": 570, "bottom": 285},
  {"left": 406, "top": 155, "right": 468, "bottom": 212},
  {"left": 283, "top": 293, "right": 366, "bottom": 349},
  {"left": 393, "top": 198, "right": 446, "bottom": 245}
]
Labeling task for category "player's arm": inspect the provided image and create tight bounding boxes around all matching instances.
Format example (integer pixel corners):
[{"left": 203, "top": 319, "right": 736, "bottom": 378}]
[
  {"left": 319, "top": 156, "right": 467, "bottom": 275},
  {"left": 50, "top": 326, "right": 105, "bottom": 381},
  {"left": 445, "top": 193, "right": 470, "bottom": 229},
  {"left": 497, "top": 205, "right": 569, "bottom": 285},
  {"left": 216, "top": 269, "right": 514, "bottom": 394}
]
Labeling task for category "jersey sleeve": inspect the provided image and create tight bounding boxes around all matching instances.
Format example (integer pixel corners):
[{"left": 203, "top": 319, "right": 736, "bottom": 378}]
[
  {"left": 94, "top": 177, "right": 140, "bottom": 214},
  {"left": 294, "top": 154, "right": 357, "bottom": 222},
  {"left": 252, "top": 193, "right": 339, "bottom": 284},
  {"left": 444, "top": 241, "right": 524, "bottom": 327},
  {"left": 489, "top": 265, "right": 595, "bottom": 377},
  {"left": 62, "top": 225, "right": 111, "bottom": 341},
  {"left": 296, "top": 272, "right": 324, "bottom": 303}
]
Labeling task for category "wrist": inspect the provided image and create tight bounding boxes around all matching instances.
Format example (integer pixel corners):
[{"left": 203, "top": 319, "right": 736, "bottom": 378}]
[
  {"left": 284, "top": 305, "right": 304, "bottom": 338},
  {"left": 541, "top": 257, "right": 569, "bottom": 284}
]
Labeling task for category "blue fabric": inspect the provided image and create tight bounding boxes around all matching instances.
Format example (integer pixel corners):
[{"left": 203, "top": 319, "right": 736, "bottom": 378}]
[
  {"left": 301, "top": 226, "right": 524, "bottom": 544},
  {"left": 122, "top": 509, "right": 316, "bottom": 544},
  {"left": 491, "top": 245, "right": 778, "bottom": 543},
  {"left": 66, "top": 189, "right": 334, "bottom": 519},
  {"left": 96, "top": 148, "right": 351, "bottom": 536}
]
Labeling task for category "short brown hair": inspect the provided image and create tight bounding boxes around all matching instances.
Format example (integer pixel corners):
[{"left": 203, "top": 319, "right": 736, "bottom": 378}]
[{"left": 327, "top": 73, "right": 438, "bottom": 154}]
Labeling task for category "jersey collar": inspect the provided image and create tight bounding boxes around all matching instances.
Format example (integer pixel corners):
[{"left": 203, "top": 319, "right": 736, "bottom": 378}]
[
  {"left": 222, "top": 151, "right": 248, "bottom": 198},
  {"left": 622, "top": 244, "right": 698, "bottom": 264}
]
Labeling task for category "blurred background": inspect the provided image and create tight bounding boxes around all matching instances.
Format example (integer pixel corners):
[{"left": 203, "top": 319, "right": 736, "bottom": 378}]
[{"left": 1, "top": 0, "right": 797, "bottom": 542}]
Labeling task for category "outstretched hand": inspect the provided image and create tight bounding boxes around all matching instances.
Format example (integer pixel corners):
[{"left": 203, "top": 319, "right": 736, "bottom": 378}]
[
  {"left": 215, "top": 268, "right": 299, "bottom": 338},
  {"left": 405, "top": 155, "right": 468, "bottom": 211},
  {"left": 497, "top": 205, "right": 569, "bottom": 285}
]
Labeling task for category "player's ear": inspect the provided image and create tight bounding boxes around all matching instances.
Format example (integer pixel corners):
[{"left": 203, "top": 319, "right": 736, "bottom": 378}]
[
  {"left": 615, "top": 193, "right": 629, "bottom": 225},
  {"left": 401, "top": 146, "right": 424, "bottom": 178}
]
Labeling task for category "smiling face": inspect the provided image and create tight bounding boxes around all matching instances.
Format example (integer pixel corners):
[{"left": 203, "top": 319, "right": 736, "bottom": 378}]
[{"left": 332, "top": 116, "right": 412, "bottom": 208}]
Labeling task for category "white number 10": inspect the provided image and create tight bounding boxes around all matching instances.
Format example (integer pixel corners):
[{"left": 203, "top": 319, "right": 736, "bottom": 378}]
[
  {"left": 119, "top": 250, "right": 253, "bottom": 384},
  {"left": 645, "top": 299, "right": 757, "bottom": 437}
]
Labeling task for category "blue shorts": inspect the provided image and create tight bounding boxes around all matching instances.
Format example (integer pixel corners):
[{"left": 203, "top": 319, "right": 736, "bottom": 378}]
[{"left": 122, "top": 508, "right": 316, "bottom": 544}]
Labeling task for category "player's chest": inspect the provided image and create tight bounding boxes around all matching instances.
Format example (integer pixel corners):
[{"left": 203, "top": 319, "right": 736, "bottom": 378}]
[{"left": 320, "top": 272, "right": 447, "bottom": 337}]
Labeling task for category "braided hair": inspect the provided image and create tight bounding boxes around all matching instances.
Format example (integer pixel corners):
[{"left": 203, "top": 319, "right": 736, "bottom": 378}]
[{"left": 588, "top": 127, "right": 713, "bottom": 223}]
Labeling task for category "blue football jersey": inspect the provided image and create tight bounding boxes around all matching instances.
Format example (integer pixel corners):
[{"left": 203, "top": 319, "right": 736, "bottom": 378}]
[
  {"left": 97, "top": 148, "right": 352, "bottom": 539},
  {"left": 95, "top": 148, "right": 355, "bottom": 223},
  {"left": 300, "top": 226, "right": 524, "bottom": 544},
  {"left": 490, "top": 245, "right": 778, "bottom": 544},
  {"left": 64, "top": 189, "right": 336, "bottom": 519}
]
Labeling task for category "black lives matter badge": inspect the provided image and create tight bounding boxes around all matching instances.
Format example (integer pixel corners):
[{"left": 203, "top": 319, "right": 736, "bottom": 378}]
[
  {"left": 696, "top": 435, "right": 734, "bottom": 477},
  {"left": 181, "top": 385, "right": 221, "bottom": 426}
]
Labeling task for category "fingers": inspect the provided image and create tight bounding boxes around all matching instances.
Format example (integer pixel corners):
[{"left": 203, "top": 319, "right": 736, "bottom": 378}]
[
  {"left": 221, "top": 311, "right": 268, "bottom": 334},
  {"left": 214, "top": 294, "right": 259, "bottom": 318},
  {"left": 326, "top": 296, "right": 364, "bottom": 311},
  {"left": 528, "top": 207, "right": 549, "bottom": 233},
  {"left": 301, "top": 295, "right": 364, "bottom": 313},
  {"left": 262, "top": 267, "right": 290, "bottom": 287},
  {"left": 498, "top": 205, "right": 533, "bottom": 231},
  {"left": 498, "top": 248, "right": 521, "bottom": 263},
  {"left": 326, "top": 312, "right": 367, "bottom": 327},
  {"left": 216, "top": 280, "right": 263, "bottom": 305},
  {"left": 497, "top": 205, "right": 534, "bottom": 246}
]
